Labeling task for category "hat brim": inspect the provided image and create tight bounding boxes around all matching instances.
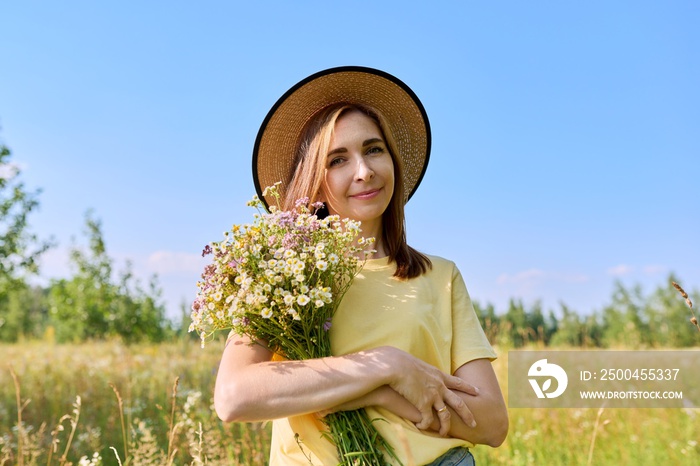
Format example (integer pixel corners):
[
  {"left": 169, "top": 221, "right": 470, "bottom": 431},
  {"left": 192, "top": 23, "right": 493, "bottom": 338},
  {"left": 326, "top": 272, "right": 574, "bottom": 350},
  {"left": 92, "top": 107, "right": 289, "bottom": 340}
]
[{"left": 252, "top": 66, "right": 431, "bottom": 210}]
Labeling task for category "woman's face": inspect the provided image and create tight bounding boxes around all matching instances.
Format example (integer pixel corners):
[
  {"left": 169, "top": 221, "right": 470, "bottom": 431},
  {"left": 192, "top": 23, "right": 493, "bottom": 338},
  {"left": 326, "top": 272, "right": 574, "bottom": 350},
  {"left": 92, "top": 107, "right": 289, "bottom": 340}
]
[{"left": 320, "top": 110, "right": 395, "bottom": 236}]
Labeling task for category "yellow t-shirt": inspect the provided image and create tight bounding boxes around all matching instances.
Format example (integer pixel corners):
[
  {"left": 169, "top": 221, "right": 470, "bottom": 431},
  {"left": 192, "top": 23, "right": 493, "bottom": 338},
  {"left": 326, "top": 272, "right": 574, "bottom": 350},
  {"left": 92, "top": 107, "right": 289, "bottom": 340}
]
[{"left": 269, "top": 255, "right": 497, "bottom": 465}]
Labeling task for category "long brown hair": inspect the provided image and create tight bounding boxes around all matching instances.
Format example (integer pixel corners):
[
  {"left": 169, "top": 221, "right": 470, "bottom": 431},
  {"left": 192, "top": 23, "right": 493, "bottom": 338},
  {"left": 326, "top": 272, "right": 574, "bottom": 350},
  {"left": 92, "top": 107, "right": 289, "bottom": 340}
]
[{"left": 284, "top": 103, "right": 431, "bottom": 279}]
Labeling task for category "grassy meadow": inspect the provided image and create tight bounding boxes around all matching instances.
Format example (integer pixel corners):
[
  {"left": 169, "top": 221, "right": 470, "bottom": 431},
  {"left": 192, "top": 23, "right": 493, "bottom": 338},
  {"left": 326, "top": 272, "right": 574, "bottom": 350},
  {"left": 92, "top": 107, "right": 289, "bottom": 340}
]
[{"left": 1, "top": 340, "right": 698, "bottom": 465}]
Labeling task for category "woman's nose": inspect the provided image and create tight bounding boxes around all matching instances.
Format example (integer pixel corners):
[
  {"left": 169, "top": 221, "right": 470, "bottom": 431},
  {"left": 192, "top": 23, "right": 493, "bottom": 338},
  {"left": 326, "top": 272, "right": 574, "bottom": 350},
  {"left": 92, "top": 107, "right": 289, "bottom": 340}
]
[{"left": 354, "top": 158, "right": 374, "bottom": 181}]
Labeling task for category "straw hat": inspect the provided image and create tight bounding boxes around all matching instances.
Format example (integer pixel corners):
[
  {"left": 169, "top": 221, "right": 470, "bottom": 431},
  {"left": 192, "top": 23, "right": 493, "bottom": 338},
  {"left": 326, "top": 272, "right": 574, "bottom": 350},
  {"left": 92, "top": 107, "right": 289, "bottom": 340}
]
[{"left": 252, "top": 66, "right": 431, "bottom": 209}]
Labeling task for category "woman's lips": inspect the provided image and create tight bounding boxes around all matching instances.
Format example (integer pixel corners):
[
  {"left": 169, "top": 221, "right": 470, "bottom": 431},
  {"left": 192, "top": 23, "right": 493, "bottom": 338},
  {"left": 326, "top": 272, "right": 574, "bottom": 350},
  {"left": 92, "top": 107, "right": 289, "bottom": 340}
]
[{"left": 350, "top": 188, "right": 381, "bottom": 200}]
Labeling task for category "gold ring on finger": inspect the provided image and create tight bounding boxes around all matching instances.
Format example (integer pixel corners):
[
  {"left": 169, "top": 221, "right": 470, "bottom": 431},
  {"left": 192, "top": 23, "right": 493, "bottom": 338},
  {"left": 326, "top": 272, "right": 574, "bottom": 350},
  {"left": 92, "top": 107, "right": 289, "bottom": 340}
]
[{"left": 437, "top": 406, "right": 449, "bottom": 414}]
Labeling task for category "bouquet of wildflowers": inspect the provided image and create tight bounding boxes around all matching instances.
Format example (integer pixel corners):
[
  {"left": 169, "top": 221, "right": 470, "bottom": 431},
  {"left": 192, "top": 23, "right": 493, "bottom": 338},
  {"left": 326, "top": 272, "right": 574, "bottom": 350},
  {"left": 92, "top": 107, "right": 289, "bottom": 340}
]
[{"left": 190, "top": 183, "right": 401, "bottom": 465}]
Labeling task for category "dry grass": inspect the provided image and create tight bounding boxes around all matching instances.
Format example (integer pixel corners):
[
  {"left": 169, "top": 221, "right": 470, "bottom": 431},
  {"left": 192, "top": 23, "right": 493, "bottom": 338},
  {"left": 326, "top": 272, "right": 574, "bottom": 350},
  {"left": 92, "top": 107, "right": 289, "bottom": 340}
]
[
  {"left": 1, "top": 340, "right": 698, "bottom": 465},
  {"left": 1, "top": 339, "right": 269, "bottom": 465},
  {"left": 673, "top": 281, "right": 699, "bottom": 332}
]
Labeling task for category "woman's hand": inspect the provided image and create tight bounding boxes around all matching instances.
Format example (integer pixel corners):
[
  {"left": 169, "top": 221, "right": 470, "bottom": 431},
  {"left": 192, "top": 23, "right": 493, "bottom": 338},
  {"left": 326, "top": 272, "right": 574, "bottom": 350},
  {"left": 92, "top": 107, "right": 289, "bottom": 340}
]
[
  {"left": 377, "top": 346, "right": 479, "bottom": 436},
  {"left": 318, "top": 385, "right": 464, "bottom": 438}
]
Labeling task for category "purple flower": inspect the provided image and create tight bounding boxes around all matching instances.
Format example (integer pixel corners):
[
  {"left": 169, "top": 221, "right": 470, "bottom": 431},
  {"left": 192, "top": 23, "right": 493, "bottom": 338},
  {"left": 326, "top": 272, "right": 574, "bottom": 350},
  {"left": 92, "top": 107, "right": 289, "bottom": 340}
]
[
  {"left": 201, "top": 245, "right": 213, "bottom": 257},
  {"left": 283, "top": 232, "right": 298, "bottom": 249},
  {"left": 191, "top": 299, "right": 203, "bottom": 313},
  {"left": 295, "top": 197, "right": 310, "bottom": 208},
  {"left": 275, "top": 211, "right": 295, "bottom": 227},
  {"left": 202, "top": 264, "right": 216, "bottom": 278},
  {"left": 307, "top": 219, "right": 320, "bottom": 232},
  {"left": 323, "top": 318, "right": 332, "bottom": 332},
  {"left": 268, "top": 235, "right": 278, "bottom": 247}
]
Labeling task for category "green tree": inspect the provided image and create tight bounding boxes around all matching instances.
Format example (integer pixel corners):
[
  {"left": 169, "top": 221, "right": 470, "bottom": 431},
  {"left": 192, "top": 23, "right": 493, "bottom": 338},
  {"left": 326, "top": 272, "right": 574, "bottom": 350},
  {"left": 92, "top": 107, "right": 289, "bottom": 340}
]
[
  {"left": 549, "top": 303, "right": 582, "bottom": 347},
  {"left": 545, "top": 310, "right": 559, "bottom": 345},
  {"left": 549, "top": 303, "right": 602, "bottom": 347},
  {"left": 48, "top": 212, "right": 170, "bottom": 342},
  {"left": 601, "top": 281, "right": 649, "bottom": 348},
  {"left": 502, "top": 298, "right": 530, "bottom": 347},
  {"left": 0, "top": 141, "right": 52, "bottom": 341},
  {"left": 0, "top": 282, "right": 47, "bottom": 341},
  {"left": 525, "top": 301, "right": 547, "bottom": 345},
  {"left": 644, "top": 274, "right": 698, "bottom": 347},
  {"left": 582, "top": 312, "right": 603, "bottom": 348},
  {"left": 111, "top": 263, "right": 169, "bottom": 343}
]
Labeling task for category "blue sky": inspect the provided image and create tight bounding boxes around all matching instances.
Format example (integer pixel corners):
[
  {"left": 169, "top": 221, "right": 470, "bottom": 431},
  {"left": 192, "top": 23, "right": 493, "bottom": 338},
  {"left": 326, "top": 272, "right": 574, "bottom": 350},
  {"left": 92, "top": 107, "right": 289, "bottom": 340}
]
[{"left": 1, "top": 1, "right": 698, "bottom": 321}]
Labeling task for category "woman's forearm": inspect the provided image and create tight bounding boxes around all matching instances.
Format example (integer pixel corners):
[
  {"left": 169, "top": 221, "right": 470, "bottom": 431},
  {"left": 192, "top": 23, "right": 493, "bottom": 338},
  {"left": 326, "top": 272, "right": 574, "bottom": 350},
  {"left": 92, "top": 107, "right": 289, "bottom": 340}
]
[
  {"left": 319, "top": 385, "right": 420, "bottom": 421},
  {"left": 447, "top": 359, "right": 508, "bottom": 446},
  {"left": 215, "top": 338, "right": 395, "bottom": 422}
]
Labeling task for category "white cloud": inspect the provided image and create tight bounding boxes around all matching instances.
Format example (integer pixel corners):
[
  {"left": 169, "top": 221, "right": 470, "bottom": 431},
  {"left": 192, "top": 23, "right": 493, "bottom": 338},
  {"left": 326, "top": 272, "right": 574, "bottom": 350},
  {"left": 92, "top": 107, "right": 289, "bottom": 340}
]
[
  {"left": 147, "top": 250, "right": 207, "bottom": 275},
  {"left": 607, "top": 264, "right": 634, "bottom": 276}
]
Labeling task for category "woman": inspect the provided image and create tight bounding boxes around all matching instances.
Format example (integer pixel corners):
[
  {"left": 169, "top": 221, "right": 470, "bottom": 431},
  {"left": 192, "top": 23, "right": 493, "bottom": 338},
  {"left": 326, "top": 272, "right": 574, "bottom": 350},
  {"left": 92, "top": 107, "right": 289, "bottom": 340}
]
[{"left": 215, "top": 67, "right": 508, "bottom": 465}]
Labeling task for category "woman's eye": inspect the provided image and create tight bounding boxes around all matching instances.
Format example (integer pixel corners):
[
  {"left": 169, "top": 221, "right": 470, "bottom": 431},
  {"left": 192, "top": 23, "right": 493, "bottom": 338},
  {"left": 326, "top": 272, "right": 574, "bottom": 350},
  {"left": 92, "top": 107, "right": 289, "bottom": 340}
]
[
  {"left": 366, "top": 146, "right": 384, "bottom": 155},
  {"left": 329, "top": 157, "right": 345, "bottom": 167}
]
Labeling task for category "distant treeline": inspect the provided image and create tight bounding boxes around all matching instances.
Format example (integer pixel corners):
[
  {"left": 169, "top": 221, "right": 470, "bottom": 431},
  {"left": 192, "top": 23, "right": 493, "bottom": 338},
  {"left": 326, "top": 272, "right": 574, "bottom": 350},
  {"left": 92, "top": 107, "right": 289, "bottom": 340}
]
[
  {"left": 3, "top": 211, "right": 698, "bottom": 346},
  {"left": 474, "top": 277, "right": 699, "bottom": 348},
  {"left": 3, "top": 266, "right": 697, "bottom": 347}
]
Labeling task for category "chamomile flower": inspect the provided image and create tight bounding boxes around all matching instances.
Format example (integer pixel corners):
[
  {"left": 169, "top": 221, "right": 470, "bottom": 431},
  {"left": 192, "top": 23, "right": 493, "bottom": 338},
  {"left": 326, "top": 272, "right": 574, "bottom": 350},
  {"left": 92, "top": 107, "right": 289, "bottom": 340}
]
[
  {"left": 316, "top": 260, "right": 328, "bottom": 271},
  {"left": 297, "top": 295, "right": 310, "bottom": 306},
  {"left": 283, "top": 294, "right": 295, "bottom": 307}
]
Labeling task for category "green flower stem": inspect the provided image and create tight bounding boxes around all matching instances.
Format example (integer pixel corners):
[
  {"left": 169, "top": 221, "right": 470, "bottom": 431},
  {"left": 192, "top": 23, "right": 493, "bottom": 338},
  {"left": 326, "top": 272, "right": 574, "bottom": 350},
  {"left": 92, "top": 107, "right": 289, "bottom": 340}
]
[
  {"left": 323, "top": 410, "right": 401, "bottom": 466},
  {"left": 282, "top": 335, "right": 402, "bottom": 466}
]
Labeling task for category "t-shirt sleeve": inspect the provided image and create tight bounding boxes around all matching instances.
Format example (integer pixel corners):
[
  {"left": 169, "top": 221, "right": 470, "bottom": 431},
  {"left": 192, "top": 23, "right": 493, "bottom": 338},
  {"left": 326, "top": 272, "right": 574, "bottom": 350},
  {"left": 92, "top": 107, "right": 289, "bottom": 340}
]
[{"left": 450, "top": 264, "right": 497, "bottom": 374}]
